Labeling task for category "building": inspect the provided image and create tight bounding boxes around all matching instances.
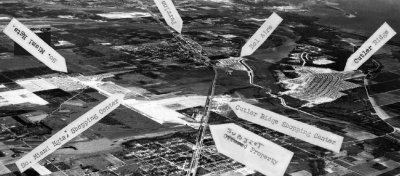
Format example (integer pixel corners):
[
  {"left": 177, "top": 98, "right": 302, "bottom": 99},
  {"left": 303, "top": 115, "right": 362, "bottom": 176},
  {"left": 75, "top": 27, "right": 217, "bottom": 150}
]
[{"left": 18, "top": 111, "right": 48, "bottom": 123}]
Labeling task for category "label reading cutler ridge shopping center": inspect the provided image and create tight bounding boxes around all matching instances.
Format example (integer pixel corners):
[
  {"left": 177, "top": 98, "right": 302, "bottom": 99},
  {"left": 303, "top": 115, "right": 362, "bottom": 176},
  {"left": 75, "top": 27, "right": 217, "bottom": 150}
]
[{"left": 229, "top": 101, "right": 344, "bottom": 153}]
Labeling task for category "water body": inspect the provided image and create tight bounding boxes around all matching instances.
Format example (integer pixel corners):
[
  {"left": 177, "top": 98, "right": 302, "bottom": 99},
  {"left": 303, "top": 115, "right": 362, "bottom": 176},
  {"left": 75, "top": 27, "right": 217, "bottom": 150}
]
[{"left": 315, "top": 0, "right": 400, "bottom": 42}]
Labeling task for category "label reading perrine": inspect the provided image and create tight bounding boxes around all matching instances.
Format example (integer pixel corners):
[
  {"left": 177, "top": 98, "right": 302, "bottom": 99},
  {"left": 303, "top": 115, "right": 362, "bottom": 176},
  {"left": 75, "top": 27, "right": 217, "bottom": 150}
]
[
  {"left": 16, "top": 94, "right": 124, "bottom": 172},
  {"left": 240, "top": 12, "right": 283, "bottom": 57},
  {"left": 154, "top": 0, "right": 183, "bottom": 33},
  {"left": 229, "top": 101, "right": 344, "bottom": 153},
  {"left": 344, "top": 22, "right": 396, "bottom": 71},
  {"left": 210, "top": 123, "right": 293, "bottom": 176},
  {"left": 3, "top": 18, "right": 67, "bottom": 72}
]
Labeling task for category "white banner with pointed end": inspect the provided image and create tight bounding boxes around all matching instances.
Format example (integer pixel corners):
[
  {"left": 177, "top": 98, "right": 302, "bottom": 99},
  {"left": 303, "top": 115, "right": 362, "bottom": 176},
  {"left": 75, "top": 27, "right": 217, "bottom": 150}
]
[
  {"left": 229, "top": 101, "right": 343, "bottom": 153},
  {"left": 154, "top": 0, "right": 183, "bottom": 33},
  {"left": 344, "top": 22, "right": 396, "bottom": 71},
  {"left": 31, "top": 163, "right": 52, "bottom": 176},
  {"left": 240, "top": 12, "right": 282, "bottom": 57},
  {"left": 3, "top": 18, "right": 68, "bottom": 72},
  {"left": 210, "top": 123, "right": 293, "bottom": 176},
  {"left": 15, "top": 94, "right": 124, "bottom": 172}
]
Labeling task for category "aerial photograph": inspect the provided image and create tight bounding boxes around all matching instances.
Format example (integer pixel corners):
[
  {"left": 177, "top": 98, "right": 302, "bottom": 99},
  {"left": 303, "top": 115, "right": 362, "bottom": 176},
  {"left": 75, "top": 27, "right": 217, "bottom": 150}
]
[{"left": 0, "top": 0, "right": 399, "bottom": 176}]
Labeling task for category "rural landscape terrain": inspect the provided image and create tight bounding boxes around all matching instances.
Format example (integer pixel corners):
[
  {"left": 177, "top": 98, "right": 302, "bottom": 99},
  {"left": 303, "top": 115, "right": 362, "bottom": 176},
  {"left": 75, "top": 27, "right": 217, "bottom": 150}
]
[{"left": 0, "top": 0, "right": 400, "bottom": 176}]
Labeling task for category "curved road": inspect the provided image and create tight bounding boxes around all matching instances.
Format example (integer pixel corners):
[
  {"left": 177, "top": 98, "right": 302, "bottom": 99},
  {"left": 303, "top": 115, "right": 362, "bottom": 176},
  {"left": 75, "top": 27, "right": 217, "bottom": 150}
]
[
  {"left": 238, "top": 58, "right": 399, "bottom": 133},
  {"left": 239, "top": 58, "right": 398, "bottom": 146},
  {"left": 238, "top": 58, "right": 324, "bottom": 120},
  {"left": 363, "top": 78, "right": 397, "bottom": 132}
]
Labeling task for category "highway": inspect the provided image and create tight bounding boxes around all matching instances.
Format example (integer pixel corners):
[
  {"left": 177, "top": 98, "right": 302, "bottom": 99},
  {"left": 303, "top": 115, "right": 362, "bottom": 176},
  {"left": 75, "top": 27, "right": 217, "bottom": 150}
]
[
  {"left": 342, "top": 77, "right": 398, "bottom": 145},
  {"left": 187, "top": 66, "right": 218, "bottom": 176},
  {"left": 119, "top": 0, "right": 400, "bottom": 169},
  {"left": 363, "top": 77, "right": 397, "bottom": 132},
  {"left": 362, "top": 58, "right": 398, "bottom": 132}
]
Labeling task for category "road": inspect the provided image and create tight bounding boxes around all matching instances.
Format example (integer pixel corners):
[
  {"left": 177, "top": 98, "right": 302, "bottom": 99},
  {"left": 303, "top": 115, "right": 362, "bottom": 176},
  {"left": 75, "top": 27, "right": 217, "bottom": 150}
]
[
  {"left": 238, "top": 58, "right": 325, "bottom": 120},
  {"left": 363, "top": 78, "right": 397, "bottom": 132},
  {"left": 135, "top": 0, "right": 209, "bottom": 65},
  {"left": 187, "top": 66, "right": 218, "bottom": 176},
  {"left": 237, "top": 57, "right": 399, "bottom": 128},
  {"left": 237, "top": 57, "right": 400, "bottom": 148}
]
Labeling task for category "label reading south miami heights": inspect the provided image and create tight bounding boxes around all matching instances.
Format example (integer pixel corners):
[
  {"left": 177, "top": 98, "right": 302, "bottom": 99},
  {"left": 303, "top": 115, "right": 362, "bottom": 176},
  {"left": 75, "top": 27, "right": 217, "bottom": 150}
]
[{"left": 15, "top": 94, "right": 124, "bottom": 172}]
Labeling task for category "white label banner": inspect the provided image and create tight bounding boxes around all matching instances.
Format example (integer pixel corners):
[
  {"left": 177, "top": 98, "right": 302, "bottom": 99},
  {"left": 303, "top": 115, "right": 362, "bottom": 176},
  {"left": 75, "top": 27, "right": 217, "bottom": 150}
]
[
  {"left": 344, "top": 22, "right": 396, "bottom": 71},
  {"left": 31, "top": 163, "right": 52, "bottom": 176},
  {"left": 210, "top": 123, "right": 293, "bottom": 176},
  {"left": 154, "top": 0, "right": 183, "bottom": 33},
  {"left": 3, "top": 18, "right": 68, "bottom": 72},
  {"left": 16, "top": 94, "right": 124, "bottom": 172},
  {"left": 229, "top": 101, "right": 343, "bottom": 153},
  {"left": 240, "top": 12, "right": 283, "bottom": 57}
]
